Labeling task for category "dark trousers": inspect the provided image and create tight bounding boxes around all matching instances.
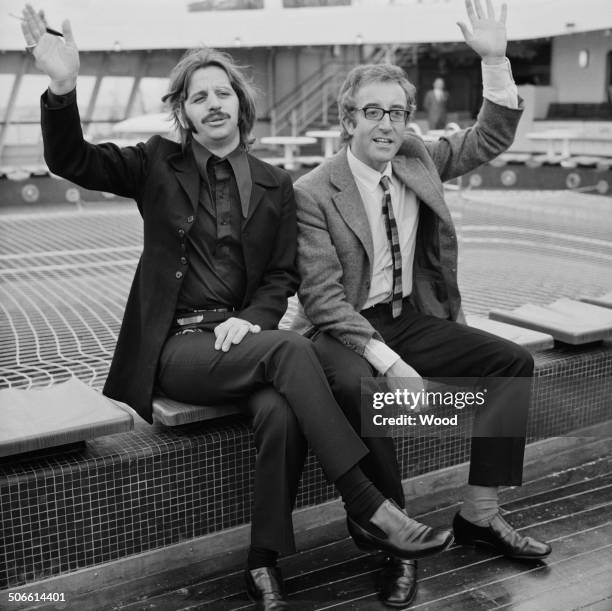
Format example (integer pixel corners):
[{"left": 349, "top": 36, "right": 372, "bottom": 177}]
[
  {"left": 311, "top": 332, "right": 406, "bottom": 508},
  {"left": 246, "top": 387, "right": 307, "bottom": 554},
  {"left": 157, "top": 326, "right": 366, "bottom": 554},
  {"left": 313, "top": 299, "right": 534, "bottom": 501}
]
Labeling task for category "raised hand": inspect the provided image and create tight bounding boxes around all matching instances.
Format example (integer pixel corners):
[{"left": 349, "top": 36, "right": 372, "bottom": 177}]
[
  {"left": 21, "top": 4, "right": 79, "bottom": 93},
  {"left": 457, "top": 0, "right": 507, "bottom": 62}
]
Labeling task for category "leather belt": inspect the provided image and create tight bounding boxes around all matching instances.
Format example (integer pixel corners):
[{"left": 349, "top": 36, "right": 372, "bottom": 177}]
[
  {"left": 175, "top": 307, "right": 235, "bottom": 326},
  {"left": 361, "top": 295, "right": 413, "bottom": 319}
]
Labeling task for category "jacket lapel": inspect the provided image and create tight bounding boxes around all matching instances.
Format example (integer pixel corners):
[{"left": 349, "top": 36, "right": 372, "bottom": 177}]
[
  {"left": 391, "top": 156, "right": 453, "bottom": 225},
  {"left": 168, "top": 149, "right": 199, "bottom": 214},
  {"left": 330, "top": 149, "right": 374, "bottom": 264},
  {"left": 244, "top": 155, "right": 279, "bottom": 227}
]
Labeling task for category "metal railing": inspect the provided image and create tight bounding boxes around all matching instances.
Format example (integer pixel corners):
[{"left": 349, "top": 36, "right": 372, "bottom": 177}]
[
  {"left": 268, "top": 47, "right": 389, "bottom": 136},
  {"left": 268, "top": 60, "right": 348, "bottom": 136}
]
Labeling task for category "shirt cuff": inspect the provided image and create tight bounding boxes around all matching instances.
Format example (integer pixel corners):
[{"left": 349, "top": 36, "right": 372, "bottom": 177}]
[
  {"left": 482, "top": 58, "right": 518, "bottom": 109},
  {"left": 46, "top": 87, "right": 77, "bottom": 108},
  {"left": 363, "top": 338, "right": 401, "bottom": 375}
]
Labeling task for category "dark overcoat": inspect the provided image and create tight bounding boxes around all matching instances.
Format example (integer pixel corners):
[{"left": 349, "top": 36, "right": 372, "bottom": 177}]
[{"left": 41, "top": 93, "right": 298, "bottom": 423}]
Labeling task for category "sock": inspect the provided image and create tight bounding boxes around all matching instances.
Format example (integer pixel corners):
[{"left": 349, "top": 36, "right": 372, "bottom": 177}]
[
  {"left": 460, "top": 485, "right": 499, "bottom": 526},
  {"left": 335, "top": 465, "right": 386, "bottom": 528},
  {"left": 247, "top": 546, "right": 279, "bottom": 570}
]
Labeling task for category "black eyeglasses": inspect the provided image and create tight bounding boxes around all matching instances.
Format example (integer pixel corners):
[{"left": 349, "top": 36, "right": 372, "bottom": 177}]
[{"left": 356, "top": 106, "right": 410, "bottom": 123}]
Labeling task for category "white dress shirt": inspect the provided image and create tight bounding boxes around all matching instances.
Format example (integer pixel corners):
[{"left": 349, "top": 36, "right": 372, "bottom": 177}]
[
  {"left": 353, "top": 59, "right": 519, "bottom": 374},
  {"left": 347, "top": 148, "right": 420, "bottom": 309}
]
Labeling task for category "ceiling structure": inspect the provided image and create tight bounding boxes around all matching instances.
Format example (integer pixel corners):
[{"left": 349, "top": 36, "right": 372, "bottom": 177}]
[{"left": 1, "top": 0, "right": 612, "bottom": 51}]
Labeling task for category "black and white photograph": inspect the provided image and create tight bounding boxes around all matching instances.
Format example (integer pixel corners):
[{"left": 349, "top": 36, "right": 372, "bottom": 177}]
[{"left": 1, "top": 0, "right": 611, "bottom": 609}]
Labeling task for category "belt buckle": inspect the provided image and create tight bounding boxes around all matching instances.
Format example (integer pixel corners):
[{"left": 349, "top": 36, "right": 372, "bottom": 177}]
[{"left": 176, "top": 313, "right": 204, "bottom": 326}]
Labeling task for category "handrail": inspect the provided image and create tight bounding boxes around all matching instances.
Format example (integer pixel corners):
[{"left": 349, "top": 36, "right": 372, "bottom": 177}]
[
  {"left": 270, "top": 46, "right": 388, "bottom": 118},
  {"left": 271, "top": 71, "right": 343, "bottom": 135},
  {"left": 273, "top": 68, "right": 339, "bottom": 125},
  {"left": 264, "top": 58, "right": 348, "bottom": 117},
  {"left": 267, "top": 45, "right": 391, "bottom": 135},
  {"left": 268, "top": 66, "right": 342, "bottom": 135}
]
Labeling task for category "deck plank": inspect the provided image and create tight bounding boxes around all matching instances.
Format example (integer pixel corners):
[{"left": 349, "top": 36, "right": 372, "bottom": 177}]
[
  {"left": 416, "top": 537, "right": 612, "bottom": 610},
  {"left": 115, "top": 460, "right": 612, "bottom": 610},
  {"left": 507, "top": 562, "right": 612, "bottom": 611},
  {"left": 283, "top": 506, "right": 612, "bottom": 610}
]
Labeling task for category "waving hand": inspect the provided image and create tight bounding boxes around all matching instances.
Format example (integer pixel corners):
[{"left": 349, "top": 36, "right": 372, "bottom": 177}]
[
  {"left": 21, "top": 4, "right": 79, "bottom": 93},
  {"left": 457, "top": 0, "right": 508, "bottom": 63}
]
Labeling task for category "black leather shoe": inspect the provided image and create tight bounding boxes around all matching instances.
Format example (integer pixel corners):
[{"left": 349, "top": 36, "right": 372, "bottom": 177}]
[
  {"left": 379, "top": 556, "right": 417, "bottom": 608},
  {"left": 347, "top": 500, "right": 454, "bottom": 559},
  {"left": 244, "top": 567, "right": 288, "bottom": 610},
  {"left": 453, "top": 512, "right": 552, "bottom": 560}
]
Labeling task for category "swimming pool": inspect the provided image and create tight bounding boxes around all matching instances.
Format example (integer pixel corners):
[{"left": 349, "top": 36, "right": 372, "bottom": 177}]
[{"left": 1, "top": 188, "right": 610, "bottom": 390}]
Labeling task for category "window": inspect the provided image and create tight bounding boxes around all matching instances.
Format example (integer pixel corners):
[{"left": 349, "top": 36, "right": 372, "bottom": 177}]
[
  {"left": 187, "top": 0, "right": 264, "bottom": 10},
  {"left": 282, "top": 0, "right": 351, "bottom": 7}
]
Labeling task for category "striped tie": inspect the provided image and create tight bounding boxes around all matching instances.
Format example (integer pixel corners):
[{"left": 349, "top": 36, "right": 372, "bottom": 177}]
[{"left": 380, "top": 175, "right": 403, "bottom": 318}]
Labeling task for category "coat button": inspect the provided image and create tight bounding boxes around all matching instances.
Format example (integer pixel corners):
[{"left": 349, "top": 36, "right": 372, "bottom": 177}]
[
  {"left": 178, "top": 228, "right": 185, "bottom": 237},
  {"left": 187, "top": 216, "right": 194, "bottom": 223},
  {"left": 180, "top": 257, "right": 187, "bottom": 265},
  {"left": 175, "top": 271, "right": 183, "bottom": 279}
]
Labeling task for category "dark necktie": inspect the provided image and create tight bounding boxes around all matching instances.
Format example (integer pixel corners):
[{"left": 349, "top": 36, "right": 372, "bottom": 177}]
[
  {"left": 208, "top": 156, "right": 232, "bottom": 243},
  {"left": 380, "top": 175, "right": 403, "bottom": 318}
]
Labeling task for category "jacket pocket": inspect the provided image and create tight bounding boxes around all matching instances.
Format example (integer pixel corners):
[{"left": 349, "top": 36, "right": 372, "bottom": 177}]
[{"left": 412, "top": 272, "right": 451, "bottom": 320}]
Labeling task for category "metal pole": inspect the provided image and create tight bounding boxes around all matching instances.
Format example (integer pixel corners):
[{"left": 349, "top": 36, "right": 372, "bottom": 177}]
[
  {"left": 124, "top": 53, "right": 148, "bottom": 119},
  {"left": 322, "top": 83, "right": 328, "bottom": 126},
  {"left": 290, "top": 109, "right": 297, "bottom": 137},
  {"left": 0, "top": 54, "right": 30, "bottom": 163},
  {"left": 83, "top": 53, "right": 108, "bottom": 140}
]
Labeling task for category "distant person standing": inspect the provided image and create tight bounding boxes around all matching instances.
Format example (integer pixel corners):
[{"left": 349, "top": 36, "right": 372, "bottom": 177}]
[{"left": 423, "top": 77, "right": 449, "bottom": 130}]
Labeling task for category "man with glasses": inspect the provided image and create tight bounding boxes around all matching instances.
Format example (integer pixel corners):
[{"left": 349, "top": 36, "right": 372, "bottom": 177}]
[{"left": 292, "top": 0, "right": 551, "bottom": 606}]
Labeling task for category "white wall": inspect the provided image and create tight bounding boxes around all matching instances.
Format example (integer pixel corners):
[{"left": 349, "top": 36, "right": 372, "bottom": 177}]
[
  {"left": 551, "top": 30, "right": 612, "bottom": 103},
  {"left": 510, "top": 85, "right": 558, "bottom": 152},
  {"left": 4, "top": 0, "right": 612, "bottom": 51}
]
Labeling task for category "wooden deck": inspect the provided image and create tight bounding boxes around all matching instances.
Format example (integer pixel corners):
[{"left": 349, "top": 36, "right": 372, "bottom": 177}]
[{"left": 111, "top": 455, "right": 612, "bottom": 611}]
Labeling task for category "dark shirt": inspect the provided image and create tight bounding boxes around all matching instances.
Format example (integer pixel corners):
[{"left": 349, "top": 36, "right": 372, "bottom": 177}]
[{"left": 176, "top": 139, "right": 252, "bottom": 311}]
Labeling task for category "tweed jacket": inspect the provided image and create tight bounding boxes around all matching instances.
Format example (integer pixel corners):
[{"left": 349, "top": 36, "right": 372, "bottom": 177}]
[
  {"left": 41, "top": 92, "right": 298, "bottom": 423},
  {"left": 292, "top": 98, "right": 523, "bottom": 356}
]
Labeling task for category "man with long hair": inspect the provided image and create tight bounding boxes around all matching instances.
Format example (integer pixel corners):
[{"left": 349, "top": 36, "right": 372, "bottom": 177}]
[{"left": 22, "top": 4, "right": 455, "bottom": 608}]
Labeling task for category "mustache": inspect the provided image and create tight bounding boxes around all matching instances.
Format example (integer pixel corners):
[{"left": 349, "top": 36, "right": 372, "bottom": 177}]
[{"left": 202, "top": 112, "right": 230, "bottom": 124}]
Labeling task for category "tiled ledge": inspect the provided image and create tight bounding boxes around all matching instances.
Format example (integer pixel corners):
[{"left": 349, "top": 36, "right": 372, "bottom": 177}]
[{"left": 1, "top": 341, "right": 611, "bottom": 589}]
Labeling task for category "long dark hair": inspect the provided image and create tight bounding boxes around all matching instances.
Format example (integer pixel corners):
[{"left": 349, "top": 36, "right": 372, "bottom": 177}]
[{"left": 162, "top": 47, "right": 257, "bottom": 149}]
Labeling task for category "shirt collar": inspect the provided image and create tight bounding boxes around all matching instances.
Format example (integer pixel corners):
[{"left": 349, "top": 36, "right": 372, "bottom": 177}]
[
  {"left": 347, "top": 145, "right": 393, "bottom": 193},
  {"left": 191, "top": 139, "right": 252, "bottom": 218}
]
